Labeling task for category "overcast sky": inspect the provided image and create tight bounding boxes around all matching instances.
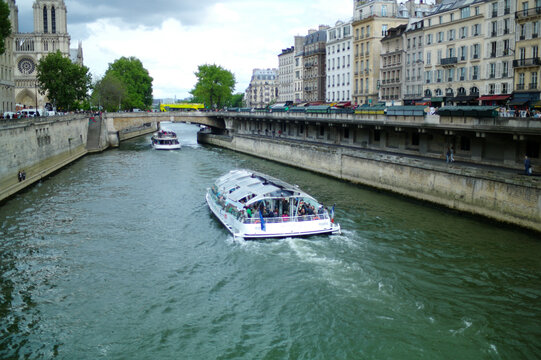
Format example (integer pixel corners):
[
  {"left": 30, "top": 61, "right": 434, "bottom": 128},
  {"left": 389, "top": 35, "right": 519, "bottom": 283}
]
[{"left": 16, "top": 0, "right": 353, "bottom": 100}]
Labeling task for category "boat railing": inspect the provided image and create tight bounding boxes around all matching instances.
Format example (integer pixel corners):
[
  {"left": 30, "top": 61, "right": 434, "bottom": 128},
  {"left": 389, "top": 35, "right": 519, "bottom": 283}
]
[{"left": 242, "top": 213, "right": 329, "bottom": 225}]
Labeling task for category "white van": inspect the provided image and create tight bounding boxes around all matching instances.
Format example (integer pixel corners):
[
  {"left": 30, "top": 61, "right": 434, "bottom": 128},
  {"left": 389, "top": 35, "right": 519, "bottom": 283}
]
[{"left": 20, "top": 109, "right": 48, "bottom": 117}]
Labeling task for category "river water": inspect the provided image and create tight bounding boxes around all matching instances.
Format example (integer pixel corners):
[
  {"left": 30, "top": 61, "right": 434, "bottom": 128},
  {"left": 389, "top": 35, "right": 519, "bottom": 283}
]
[{"left": 1, "top": 123, "right": 540, "bottom": 359}]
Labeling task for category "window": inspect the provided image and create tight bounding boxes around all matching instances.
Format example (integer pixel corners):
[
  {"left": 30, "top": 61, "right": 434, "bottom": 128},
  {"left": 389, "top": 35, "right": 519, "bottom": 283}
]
[
  {"left": 473, "top": 44, "right": 480, "bottom": 58},
  {"left": 472, "top": 24, "right": 480, "bottom": 36},
  {"left": 450, "top": 13, "right": 454, "bottom": 21},
  {"left": 382, "top": 24, "right": 388, "bottom": 36},
  {"left": 490, "top": 63, "right": 496, "bottom": 78},
  {"left": 426, "top": 33, "right": 433, "bottom": 45},
  {"left": 503, "top": 61, "right": 509, "bottom": 77},
  {"left": 382, "top": 5, "right": 387, "bottom": 16},
  {"left": 427, "top": 51, "right": 431, "bottom": 65},
  {"left": 534, "top": 22, "right": 539, "bottom": 37},
  {"left": 460, "top": 45, "right": 467, "bottom": 60},
  {"left": 492, "top": 2, "right": 498, "bottom": 17},
  {"left": 51, "top": 6, "right": 56, "bottom": 34},
  {"left": 461, "top": 6, "right": 470, "bottom": 18},
  {"left": 460, "top": 67, "right": 466, "bottom": 80},
  {"left": 366, "top": 25, "right": 370, "bottom": 37},
  {"left": 439, "top": 15, "right": 443, "bottom": 24},
  {"left": 43, "top": 6, "right": 48, "bottom": 33},
  {"left": 448, "top": 68, "right": 455, "bottom": 82},
  {"left": 474, "top": 6, "right": 480, "bottom": 15},
  {"left": 472, "top": 65, "right": 479, "bottom": 80},
  {"left": 502, "top": 82, "right": 508, "bottom": 93},
  {"left": 448, "top": 29, "right": 455, "bottom": 40},
  {"left": 533, "top": 45, "right": 539, "bottom": 58},
  {"left": 437, "top": 31, "right": 443, "bottom": 42},
  {"left": 504, "top": 18, "right": 510, "bottom": 34},
  {"left": 503, "top": 39, "right": 510, "bottom": 55}
]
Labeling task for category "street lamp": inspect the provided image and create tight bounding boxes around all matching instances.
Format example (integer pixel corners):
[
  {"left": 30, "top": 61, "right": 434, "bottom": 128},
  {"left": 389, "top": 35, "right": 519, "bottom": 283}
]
[{"left": 35, "top": 80, "right": 38, "bottom": 113}]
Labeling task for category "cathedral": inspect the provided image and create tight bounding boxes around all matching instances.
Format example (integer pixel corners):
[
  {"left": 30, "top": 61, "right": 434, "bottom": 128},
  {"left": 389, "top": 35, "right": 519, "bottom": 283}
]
[{"left": 0, "top": 0, "right": 83, "bottom": 112}]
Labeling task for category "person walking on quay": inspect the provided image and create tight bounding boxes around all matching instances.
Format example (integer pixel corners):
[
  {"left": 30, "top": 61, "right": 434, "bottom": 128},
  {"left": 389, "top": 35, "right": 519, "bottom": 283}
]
[
  {"left": 524, "top": 155, "right": 532, "bottom": 175},
  {"left": 446, "top": 146, "right": 451, "bottom": 163},
  {"left": 450, "top": 146, "right": 455, "bottom": 162}
]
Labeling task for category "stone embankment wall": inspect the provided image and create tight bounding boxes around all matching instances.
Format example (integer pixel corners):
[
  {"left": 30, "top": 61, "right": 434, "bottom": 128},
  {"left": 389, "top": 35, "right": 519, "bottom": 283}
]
[
  {"left": 0, "top": 116, "right": 89, "bottom": 202},
  {"left": 198, "top": 133, "right": 541, "bottom": 233}
]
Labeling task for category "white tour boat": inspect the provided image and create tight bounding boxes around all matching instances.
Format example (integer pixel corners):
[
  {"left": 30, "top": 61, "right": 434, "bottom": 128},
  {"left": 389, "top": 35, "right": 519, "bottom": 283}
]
[
  {"left": 206, "top": 169, "right": 341, "bottom": 240},
  {"left": 151, "top": 130, "right": 181, "bottom": 150}
]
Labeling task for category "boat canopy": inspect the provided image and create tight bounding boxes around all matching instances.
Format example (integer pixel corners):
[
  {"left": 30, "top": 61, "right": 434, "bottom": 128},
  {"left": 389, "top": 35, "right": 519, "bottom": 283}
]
[{"left": 213, "top": 169, "right": 310, "bottom": 206}]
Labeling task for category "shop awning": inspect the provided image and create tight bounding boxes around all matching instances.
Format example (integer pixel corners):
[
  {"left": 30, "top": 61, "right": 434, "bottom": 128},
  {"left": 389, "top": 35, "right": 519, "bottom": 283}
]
[
  {"left": 508, "top": 99, "right": 529, "bottom": 106},
  {"left": 431, "top": 97, "right": 443, "bottom": 102},
  {"left": 477, "top": 95, "right": 511, "bottom": 101}
]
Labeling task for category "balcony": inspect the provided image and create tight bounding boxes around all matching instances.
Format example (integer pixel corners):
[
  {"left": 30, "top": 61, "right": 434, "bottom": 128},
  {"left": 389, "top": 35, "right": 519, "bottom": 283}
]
[
  {"left": 517, "top": 83, "right": 525, "bottom": 90},
  {"left": 513, "top": 57, "right": 541, "bottom": 67},
  {"left": 504, "top": 7, "right": 510, "bottom": 14},
  {"left": 515, "top": 7, "right": 541, "bottom": 21},
  {"left": 530, "top": 83, "right": 539, "bottom": 90},
  {"left": 491, "top": 31, "right": 497, "bottom": 37},
  {"left": 490, "top": 52, "right": 497, "bottom": 58},
  {"left": 492, "top": 11, "right": 498, "bottom": 18},
  {"left": 440, "top": 57, "right": 458, "bottom": 66}
]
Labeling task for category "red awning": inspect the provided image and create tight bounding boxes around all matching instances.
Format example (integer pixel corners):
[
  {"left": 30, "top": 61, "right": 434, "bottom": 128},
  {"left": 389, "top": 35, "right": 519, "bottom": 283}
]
[{"left": 477, "top": 95, "right": 511, "bottom": 101}]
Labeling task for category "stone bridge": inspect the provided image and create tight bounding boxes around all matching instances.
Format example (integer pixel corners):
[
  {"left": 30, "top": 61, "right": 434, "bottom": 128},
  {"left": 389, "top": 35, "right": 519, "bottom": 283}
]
[{"left": 103, "top": 111, "right": 226, "bottom": 147}]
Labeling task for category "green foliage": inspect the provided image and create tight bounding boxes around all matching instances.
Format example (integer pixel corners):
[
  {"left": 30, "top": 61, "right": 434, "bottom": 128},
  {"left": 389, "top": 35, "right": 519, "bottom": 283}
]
[
  {"left": 91, "top": 74, "right": 126, "bottom": 112},
  {"left": 190, "top": 64, "right": 236, "bottom": 108},
  {"left": 104, "top": 57, "right": 153, "bottom": 110},
  {"left": 0, "top": 0, "right": 11, "bottom": 56},
  {"left": 229, "top": 93, "right": 244, "bottom": 108},
  {"left": 37, "top": 51, "right": 92, "bottom": 111}
]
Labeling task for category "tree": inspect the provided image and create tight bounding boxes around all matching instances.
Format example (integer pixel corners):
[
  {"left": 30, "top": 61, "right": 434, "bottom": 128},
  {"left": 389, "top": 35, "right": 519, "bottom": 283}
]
[
  {"left": 228, "top": 93, "right": 244, "bottom": 108},
  {"left": 91, "top": 74, "right": 126, "bottom": 112},
  {"left": 104, "top": 57, "right": 153, "bottom": 110},
  {"left": 0, "top": 0, "right": 11, "bottom": 56},
  {"left": 36, "top": 50, "right": 92, "bottom": 111},
  {"left": 190, "top": 64, "right": 236, "bottom": 108}
]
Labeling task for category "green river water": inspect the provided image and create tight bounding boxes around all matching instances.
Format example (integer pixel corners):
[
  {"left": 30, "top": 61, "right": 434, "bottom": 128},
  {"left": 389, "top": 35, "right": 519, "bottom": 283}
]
[{"left": 0, "top": 123, "right": 540, "bottom": 359}]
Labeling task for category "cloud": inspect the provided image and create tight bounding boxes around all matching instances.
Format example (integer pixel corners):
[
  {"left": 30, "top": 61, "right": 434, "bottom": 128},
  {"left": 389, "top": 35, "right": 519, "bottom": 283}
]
[{"left": 15, "top": 0, "right": 353, "bottom": 99}]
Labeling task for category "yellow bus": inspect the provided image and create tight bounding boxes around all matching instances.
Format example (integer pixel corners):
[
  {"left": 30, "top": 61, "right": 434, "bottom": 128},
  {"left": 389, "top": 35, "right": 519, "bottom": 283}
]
[{"left": 159, "top": 103, "right": 205, "bottom": 112}]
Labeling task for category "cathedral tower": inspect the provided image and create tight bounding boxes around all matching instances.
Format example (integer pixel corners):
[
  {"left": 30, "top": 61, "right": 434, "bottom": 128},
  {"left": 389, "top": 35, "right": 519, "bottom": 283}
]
[{"left": 33, "top": 0, "right": 67, "bottom": 35}]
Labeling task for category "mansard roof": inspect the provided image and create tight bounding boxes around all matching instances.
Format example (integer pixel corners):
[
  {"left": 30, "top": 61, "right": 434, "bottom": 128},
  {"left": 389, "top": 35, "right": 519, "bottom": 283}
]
[{"left": 429, "top": 0, "right": 485, "bottom": 15}]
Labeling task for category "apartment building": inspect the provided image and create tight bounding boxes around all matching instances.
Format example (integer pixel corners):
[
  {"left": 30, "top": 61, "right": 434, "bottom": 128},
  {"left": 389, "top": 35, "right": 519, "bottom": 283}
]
[
  {"left": 0, "top": 0, "right": 16, "bottom": 114},
  {"left": 326, "top": 20, "right": 353, "bottom": 103},
  {"left": 423, "top": 0, "right": 515, "bottom": 107},
  {"left": 303, "top": 26, "right": 329, "bottom": 102},
  {"left": 278, "top": 46, "right": 295, "bottom": 103},
  {"left": 352, "top": 0, "right": 409, "bottom": 105},
  {"left": 244, "top": 69, "right": 278, "bottom": 108},
  {"left": 380, "top": 23, "right": 407, "bottom": 104},
  {"left": 293, "top": 36, "right": 304, "bottom": 103},
  {"left": 403, "top": 20, "right": 426, "bottom": 104},
  {"left": 512, "top": 0, "right": 541, "bottom": 107}
]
